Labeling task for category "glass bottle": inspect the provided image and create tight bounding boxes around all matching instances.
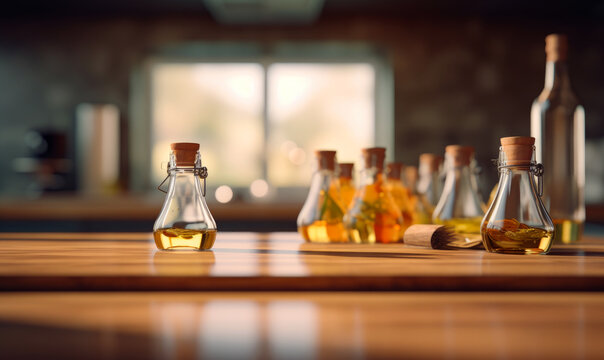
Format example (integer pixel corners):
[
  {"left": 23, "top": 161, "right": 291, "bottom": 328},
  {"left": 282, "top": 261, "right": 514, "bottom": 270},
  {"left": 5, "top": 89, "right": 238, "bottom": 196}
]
[
  {"left": 337, "top": 162, "right": 356, "bottom": 211},
  {"left": 481, "top": 136, "right": 555, "bottom": 254},
  {"left": 415, "top": 153, "right": 443, "bottom": 223},
  {"left": 386, "top": 162, "right": 415, "bottom": 235},
  {"left": 531, "top": 34, "right": 585, "bottom": 244},
  {"left": 297, "top": 150, "right": 347, "bottom": 243},
  {"left": 153, "top": 143, "right": 217, "bottom": 250},
  {"left": 344, "top": 147, "right": 403, "bottom": 244},
  {"left": 433, "top": 145, "right": 484, "bottom": 241}
]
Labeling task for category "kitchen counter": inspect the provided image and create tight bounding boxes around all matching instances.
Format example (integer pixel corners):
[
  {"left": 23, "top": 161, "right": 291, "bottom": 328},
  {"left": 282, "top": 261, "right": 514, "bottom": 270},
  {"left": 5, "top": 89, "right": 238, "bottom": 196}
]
[{"left": 1, "top": 232, "right": 603, "bottom": 358}]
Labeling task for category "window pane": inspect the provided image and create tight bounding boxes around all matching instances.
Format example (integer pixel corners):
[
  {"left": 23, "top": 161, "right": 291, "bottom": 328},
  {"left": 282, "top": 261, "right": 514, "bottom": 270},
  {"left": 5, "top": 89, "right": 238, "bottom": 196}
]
[
  {"left": 267, "top": 63, "right": 375, "bottom": 186},
  {"left": 151, "top": 63, "right": 264, "bottom": 187}
]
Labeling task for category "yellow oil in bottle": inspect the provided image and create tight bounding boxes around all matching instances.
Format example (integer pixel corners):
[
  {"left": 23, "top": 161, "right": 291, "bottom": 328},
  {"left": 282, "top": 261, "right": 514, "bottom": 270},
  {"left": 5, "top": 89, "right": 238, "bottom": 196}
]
[
  {"left": 553, "top": 219, "right": 583, "bottom": 244},
  {"left": 299, "top": 221, "right": 347, "bottom": 243},
  {"left": 347, "top": 176, "right": 403, "bottom": 244},
  {"left": 153, "top": 228, "right": 217, "bottom": 250},
  {"left": 386, "top": 179, "right": 414, "bottom": 238},
  {"left": 434, "top": 217, "right": 483, "bottom": 241},
  {"left": 339, "top": 177, "right": 356, "bottom": 211},
  {"left": 482, "top": 219, "right": 553, "bottom": 254}
]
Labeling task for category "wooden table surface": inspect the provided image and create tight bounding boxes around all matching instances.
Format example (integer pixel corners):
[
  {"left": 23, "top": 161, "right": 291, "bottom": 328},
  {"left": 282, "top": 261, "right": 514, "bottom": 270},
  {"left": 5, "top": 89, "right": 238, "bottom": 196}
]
[
  {"left": 0, "top": 232, "right": 603, "bottom": 291},
  {"left": 1, "top": 232, "right": 604, "bottom": 359}
]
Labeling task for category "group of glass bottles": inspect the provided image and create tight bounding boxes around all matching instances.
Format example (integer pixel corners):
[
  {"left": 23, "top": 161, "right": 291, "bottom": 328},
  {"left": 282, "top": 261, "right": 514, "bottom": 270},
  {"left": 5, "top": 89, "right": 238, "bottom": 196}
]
[{"left": 152, "top": 34, "right": 582, "bottom": 255}]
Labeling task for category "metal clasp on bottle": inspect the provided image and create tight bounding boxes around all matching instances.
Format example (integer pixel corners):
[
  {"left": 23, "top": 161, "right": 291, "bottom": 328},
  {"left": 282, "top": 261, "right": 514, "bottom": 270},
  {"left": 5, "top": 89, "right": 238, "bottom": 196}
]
[
  {"left": 530, "top": 163, "right": 544, "bottom": 197},
  {"left": 157, "top": 161, "right": 209, "bottom": 196}
]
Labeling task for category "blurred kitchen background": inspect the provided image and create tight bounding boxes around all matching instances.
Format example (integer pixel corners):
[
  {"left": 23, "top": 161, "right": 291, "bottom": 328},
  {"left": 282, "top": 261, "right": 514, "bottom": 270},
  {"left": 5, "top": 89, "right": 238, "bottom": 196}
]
[{"left": 0, "top": 0, "right": 603, "bottom": 232}]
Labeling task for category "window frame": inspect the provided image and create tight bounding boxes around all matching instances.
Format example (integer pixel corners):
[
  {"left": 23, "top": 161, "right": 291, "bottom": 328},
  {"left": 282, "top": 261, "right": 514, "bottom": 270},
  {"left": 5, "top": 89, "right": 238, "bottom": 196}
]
[{"left": 130, "top": 42, "right": 394, "bottom": 203}]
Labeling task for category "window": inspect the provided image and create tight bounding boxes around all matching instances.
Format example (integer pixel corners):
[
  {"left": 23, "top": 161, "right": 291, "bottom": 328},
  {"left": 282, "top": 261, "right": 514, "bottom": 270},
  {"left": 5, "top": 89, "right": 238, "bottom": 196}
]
[{"left": 133, "top": 43, "right": 393, "bottom": 203}]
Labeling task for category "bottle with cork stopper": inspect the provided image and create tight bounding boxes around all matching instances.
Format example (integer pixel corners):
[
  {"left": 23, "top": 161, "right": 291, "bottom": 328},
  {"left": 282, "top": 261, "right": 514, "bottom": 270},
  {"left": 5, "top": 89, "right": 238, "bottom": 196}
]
[
  {"left": 344, "top": 147, "right": 403, "bottom": 244},
  {"left": 297, "top": 150, "right": 347, "bottom": 243},
  {"left": 386, "top": 162, "right": 415, "bottom": 235},
  {"left": 481, "top": 136, "right": 554, "bottom": 254},
  {"left": 337, "top": 162, "right": 356, "bottom": 211},
  {"left": 432, "top": 145, "right": 484, "bottom": 241},
  {"left": 153, "top": 143, "right": 217, "bottom": 250},
  {"left": 531, "top": 33, "right": 585, "bottom": 244}
]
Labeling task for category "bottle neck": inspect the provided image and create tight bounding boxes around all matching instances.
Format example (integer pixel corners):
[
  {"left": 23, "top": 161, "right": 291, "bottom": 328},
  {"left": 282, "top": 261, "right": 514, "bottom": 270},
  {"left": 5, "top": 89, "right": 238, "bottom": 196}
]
[
  {"left": 360, "top": 167, "right": 384, "bottom": 186},
  {"left": 167, "top": 169, "right": 205, "bottom": 198},
  {"left": 544, "top": 61, "right": 571, "bottom": 91}
]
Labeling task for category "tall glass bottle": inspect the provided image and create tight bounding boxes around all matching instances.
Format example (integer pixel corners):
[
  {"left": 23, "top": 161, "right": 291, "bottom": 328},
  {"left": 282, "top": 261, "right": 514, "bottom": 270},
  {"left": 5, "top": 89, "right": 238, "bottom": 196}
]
[
  {"left": 338, "top": 163, "right": 356, "bottom": 211},
  {"left": 386, "top": 162, "right": 414, "bottom": 234},
  {"left": 297, "top": 151, "right": 347, "bottom": 243},
  {"left": 482, "top": 137, "right": 555, "bottom": 254},
  {"left": 531, "top": 34, "right": 585, "bottom": 243},
  {"left": 345, "top": 147, "right": 403, "bottom": 244},
  {"left": 153, "top": 143, "right": 217, "bottom": 250},
  {"left": 433, "top": 145, "right": 484, "bottom": 241}
]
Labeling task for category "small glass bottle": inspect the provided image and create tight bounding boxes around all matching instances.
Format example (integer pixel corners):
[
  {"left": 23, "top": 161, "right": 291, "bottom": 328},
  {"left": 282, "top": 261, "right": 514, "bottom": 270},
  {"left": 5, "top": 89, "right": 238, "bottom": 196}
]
[
  {"left": 481, "top": 136, "right": 555, "bottom": 254},
  {"left": 386, "top": 162, "right": 415, "bottom": 233},
  {"left": 153, "top": 143, "right": 217, "bottom": 250},
  {"left": 531, "top": 34, "right": 585, "bottom": 244},
  {"left": 417, "top": 153, "right": 443, "bottom": 207},
  {"left": 337, "top": 163, "right": 356, "bottom": 211},
  {"left": 433, "top": 145, "right": 484, "bottom": 241},
  {"left": 415, "top": 153, "right": 443, "bottom": 223},
  {"left": 345, "top": 147, "right": 403, "bottom": 244},
  {"left": 297, "top": 150, "right": 347, "bottom": 243}
]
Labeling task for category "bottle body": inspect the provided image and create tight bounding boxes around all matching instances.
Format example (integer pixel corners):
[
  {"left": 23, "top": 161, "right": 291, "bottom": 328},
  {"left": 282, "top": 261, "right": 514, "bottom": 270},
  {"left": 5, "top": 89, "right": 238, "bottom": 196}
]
[
  {"left": 153, "top": 146, "right": 217, "bottom": 251},
  {"left": 432, "top": 146, "right": 484, "bottom": 241},
  {"left": 338, "top": 177, "right": 355, "bottom": 212},
  {"left": 297, "top": 169, "right": 347, "bottom": 243},
  {"left": 531, "top": 35, "right": 585, "bottom": 243},
  {"left": 386, "top": 177, "right": 415, "bottom": 235},
  {"left": 345, "top": 168, "right": 403, "bottom": 244},
  {"left": 481, "top": 138, "right": 555, "bottom": 254}
]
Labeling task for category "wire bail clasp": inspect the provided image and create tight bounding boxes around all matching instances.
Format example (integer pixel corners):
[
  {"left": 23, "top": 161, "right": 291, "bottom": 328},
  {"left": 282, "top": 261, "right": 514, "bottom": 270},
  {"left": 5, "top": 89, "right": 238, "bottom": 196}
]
[
  {"left": 157, "top": 153, "right": 209, "bottom": 196},
  {"left": 531, "top": 163, "right": 544, "bottom": 197}
]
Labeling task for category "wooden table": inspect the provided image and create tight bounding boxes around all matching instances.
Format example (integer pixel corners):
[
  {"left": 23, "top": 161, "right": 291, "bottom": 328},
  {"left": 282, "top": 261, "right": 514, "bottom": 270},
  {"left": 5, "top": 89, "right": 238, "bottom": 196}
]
[{"left": 1, "top": 232, "right": 604, "bottom": 359}]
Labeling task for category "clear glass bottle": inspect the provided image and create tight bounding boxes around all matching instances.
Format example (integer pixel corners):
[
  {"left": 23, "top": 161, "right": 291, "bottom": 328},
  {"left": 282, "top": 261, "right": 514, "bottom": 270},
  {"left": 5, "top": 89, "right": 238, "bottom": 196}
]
[
  {"left": 531, "top": 34, "right": 585, "bottom": 244},
  {"left": 345, "top": 147, "right": 403, "bottom": 244},
  {"left": 297, "top": 150, "right": 347, "bottom": 243},
  {"left": 417, "top": 153, "right": 443, "bottom": 207},
  {"left": 481, "top": 137, "right": 555, "bottom": 254},
  {"left": 153, "top": 143, "right": 217, "bottom": 250},
  {"left": 386, "top": 162, "right": 415, "bottom": 235},
  {"left": 415, "top": 153, "right": 443, "bottom": 223},
  {"left": 433, "top": 145, "right": 484, "bottom": 241},
  {"left": 338, "top": 162, "right": 356, "bottom": 211}
]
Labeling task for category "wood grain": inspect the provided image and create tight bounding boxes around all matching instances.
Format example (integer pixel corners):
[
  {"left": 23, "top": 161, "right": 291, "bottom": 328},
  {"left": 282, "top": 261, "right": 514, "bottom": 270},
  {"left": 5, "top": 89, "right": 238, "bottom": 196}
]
[
  {"left": 0, "top": 292, "right": 603, "bottom": 359},
  {"left": 0, "top": 232, "right": 603, "bottom": 291}
]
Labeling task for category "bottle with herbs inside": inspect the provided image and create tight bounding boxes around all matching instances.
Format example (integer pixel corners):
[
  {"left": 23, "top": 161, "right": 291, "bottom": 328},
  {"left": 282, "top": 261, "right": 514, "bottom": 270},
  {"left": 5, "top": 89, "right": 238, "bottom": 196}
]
[
  {"left": 344, "top": 147, "right": 403, "bottom": 244},
  {"left": 433, "top": 145, "right": 484, "bottom": 242},
  {"left": 153, "top": 143, "right": 217, "bottom": 250},
  {"left": 481, "top": 136, "right": 554, "bottom": 254},
  {"left": 531, "top": 34, "right": 585, "bottom": 244},
  {"left": 337, "top": 162, "right": 356, "bottom": 211},
  {"left": 297, "top": 150, "right": 347, "bottom": 243},
  {"left": 386, "top": 162, "right": 415, "bottom": 235}
]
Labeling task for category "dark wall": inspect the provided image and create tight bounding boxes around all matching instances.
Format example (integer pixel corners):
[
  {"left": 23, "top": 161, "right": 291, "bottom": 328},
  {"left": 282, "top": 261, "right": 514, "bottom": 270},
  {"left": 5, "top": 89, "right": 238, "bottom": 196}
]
[{"left": 0, "top": 12, "right": 603, "bottom": 195}]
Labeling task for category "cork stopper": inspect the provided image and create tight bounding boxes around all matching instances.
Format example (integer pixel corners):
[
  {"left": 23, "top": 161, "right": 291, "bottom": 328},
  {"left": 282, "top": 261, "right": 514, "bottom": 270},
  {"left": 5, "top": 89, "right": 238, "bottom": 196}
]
[
  {"left": 445, "top": 145, "right": 471, "bottom": 167},
  {"left": 171, "top": 142, "right": 199, "bottom": 166},
  {"left": 387, "top": 162, "right": 403, "bottom": 180},
  {"left": 362, "top": 147, "right": 386, "bottom": 170},
  {"left": 419, "top": 153, "right": 443, "bottom": 173},
  {"left": 315, "top": 150, "right": 337, "bottom": 171},
  {"left": 338, "top": 163, "right": 354, "bottom": 178},
  {"left": 545, "top": 34, "right": 568, "bottom": 62},
  {"left": 500, "top": 136, "right": 535, "bottom": 166}
]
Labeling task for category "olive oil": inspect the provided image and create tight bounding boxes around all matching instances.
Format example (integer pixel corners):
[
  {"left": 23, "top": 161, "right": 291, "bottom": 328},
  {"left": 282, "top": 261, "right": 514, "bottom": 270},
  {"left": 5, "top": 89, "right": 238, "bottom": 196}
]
[
  {"left": 553, "top": 219, "right": 583, "bottom": 244},
  {"left": 299, "top": 221, "right": 347, "bottom": 243},
  {"left": 434, "top": 217, "right": 483, "bottom": 241},
  {"left": 154, "top": 228, "right": 217, "bottom": 250},
  {"left": 483, "top": 219, "right": 553, "bottom": 254}
]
